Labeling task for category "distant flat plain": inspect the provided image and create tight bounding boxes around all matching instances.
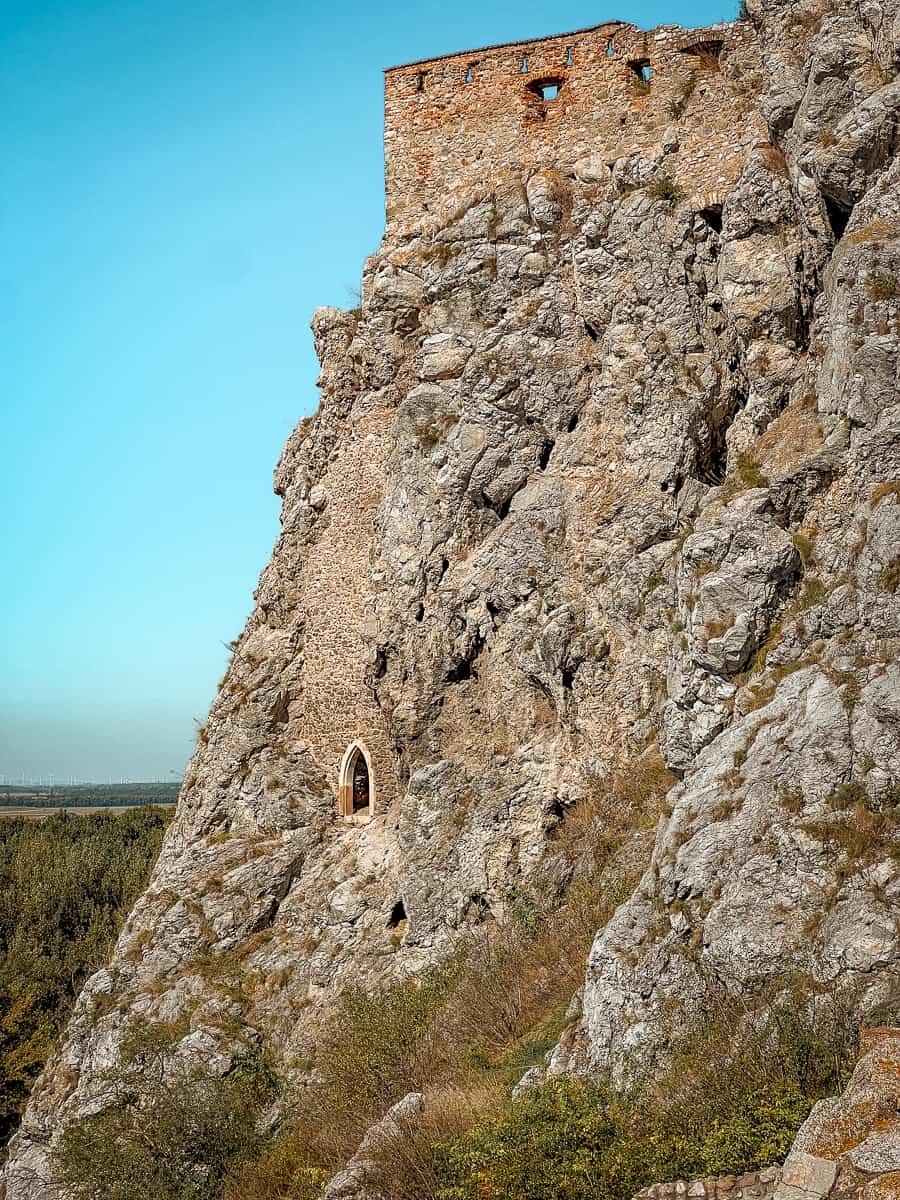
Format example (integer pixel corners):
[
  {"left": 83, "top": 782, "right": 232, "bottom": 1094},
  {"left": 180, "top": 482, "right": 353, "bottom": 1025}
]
[
  {"left": 0, "top": 805, "right": 177, "bottom": 819},
  {"left": 0, "top": 782, "right": 180, "bottom": 817}
]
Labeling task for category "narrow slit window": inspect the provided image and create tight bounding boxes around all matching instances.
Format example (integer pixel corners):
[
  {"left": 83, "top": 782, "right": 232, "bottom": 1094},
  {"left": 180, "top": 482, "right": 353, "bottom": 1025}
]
[
  {"left": 416, "top": 71, "right": 426, "bottom": 93},
  {"left": 520, "top": 54, "right": 528, "bottom": 73},
  {"left": 566, "top": 46, "right": 573, "bottom": 65},
  {"left": 606, "top": 38, "right": 615, "bottom": 58},
  {"left": 465, "top": 64, "right": 474, "bottom": 83}
]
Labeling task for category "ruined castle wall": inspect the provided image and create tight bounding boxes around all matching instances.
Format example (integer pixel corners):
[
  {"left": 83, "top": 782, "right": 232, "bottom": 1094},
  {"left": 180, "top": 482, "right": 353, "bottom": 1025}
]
[
  {"left": 631, "top": 1166, "right": 781, "bottom": 1200},
  {"left": 293, "top": 381, "right": 400, "bottom": 816},
  {"left": 384, "top": 19, "right": 762, "bottom": 225}
]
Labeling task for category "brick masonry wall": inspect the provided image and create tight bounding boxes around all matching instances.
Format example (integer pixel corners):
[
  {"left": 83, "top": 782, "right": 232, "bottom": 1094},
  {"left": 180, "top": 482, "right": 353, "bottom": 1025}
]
[
  {"left": 384, "top": 18, "right": 764, "bottom": 226},
  {"left": 294, "top": 381, "right": 400, "bottom": 816},
  {"left": 632, "top": 1165, "right": 782, "bottom": 1200}
]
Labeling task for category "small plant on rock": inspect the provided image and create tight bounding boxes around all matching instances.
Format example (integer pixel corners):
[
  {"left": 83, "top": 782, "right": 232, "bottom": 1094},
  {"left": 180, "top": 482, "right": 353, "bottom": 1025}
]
[
  {"left": 879, "top": 556, "right": 900, "bottom": 592},
  {"left": 736, "top": 452, "right": 769, "bottom": 489},
  {"left": 867, "top": 271, "right": 899, "bottom": 301},
  {"left": 666, "top": 72, "right": 697, "bottom": 119},
  {"left": 647, "top": 176, "right": 684, "bottom": 204}
]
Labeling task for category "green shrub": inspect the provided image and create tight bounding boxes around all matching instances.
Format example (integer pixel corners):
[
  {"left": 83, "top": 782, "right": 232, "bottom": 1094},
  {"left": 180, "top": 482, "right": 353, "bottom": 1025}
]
[
  {"left": 436, "top": 993, "right": 856, "bottom": 1200},
  {"left": 867, "top": 271, "right": 899, "bottom": 301},
  {"left": 647, "top": 176, "right": 684, "bottom": 204},
  {"left": 226, "top": 1130, "right": 327, "bottom": 1200},
  {"left": 55, "top": 1045, "right": 277, "bottom": 1200},
  {"left": 0, "top": 808, "right": 169, "bottom": 1146},
  {"left": 316, "top": 974, "right": 452, "bottom": 1122},
  {"left": 436, "top": 1075, "right": 811, "bottom": 1200},
  {"left": 439, "top": 1079, "right": 621, "bottom": 1200}
]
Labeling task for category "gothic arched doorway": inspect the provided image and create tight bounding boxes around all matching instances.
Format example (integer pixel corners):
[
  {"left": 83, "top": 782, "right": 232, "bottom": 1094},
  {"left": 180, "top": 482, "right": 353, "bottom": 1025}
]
[{"left": 338, "top": 741, "right": 374, "bottom": 819}]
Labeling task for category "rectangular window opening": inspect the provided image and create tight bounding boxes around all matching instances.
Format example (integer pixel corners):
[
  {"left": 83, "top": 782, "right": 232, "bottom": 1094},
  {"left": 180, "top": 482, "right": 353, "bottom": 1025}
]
[
  {"left": 527, "top": 77, "right": 563, "bottom": 101},
  {"left": 680, "top": 40, "right": 724, "bottom": 71},
  {"left": 628, "top": 59, "right": 652, "bottom": 86}
]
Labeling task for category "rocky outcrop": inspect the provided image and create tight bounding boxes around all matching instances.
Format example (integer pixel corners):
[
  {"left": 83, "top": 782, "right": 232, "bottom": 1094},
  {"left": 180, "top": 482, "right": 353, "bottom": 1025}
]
[
  {"left": 322, "top": 1093, "right": 424, "bottom": 1200},
  {"left": 3, "top": 0, "right": 899, "bottom": 1195},
  {"left": 551, "top": 0, "right": 900, "bottom": 1085},
  {"left": 774, "top": 1028, "right": 900, "bottom": 1200},
  {"left": 629, "top": 1031, "right": 900, "bottom": 1200}
]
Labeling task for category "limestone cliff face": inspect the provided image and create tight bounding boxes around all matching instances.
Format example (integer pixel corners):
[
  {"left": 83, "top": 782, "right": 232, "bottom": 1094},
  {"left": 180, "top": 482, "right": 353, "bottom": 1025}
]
[
  {"left": 4, "top": 0, "right": 899, "bottom": 1195},
  {"left": 551, "top": 0, "right": 900, "bottom": 1092}
]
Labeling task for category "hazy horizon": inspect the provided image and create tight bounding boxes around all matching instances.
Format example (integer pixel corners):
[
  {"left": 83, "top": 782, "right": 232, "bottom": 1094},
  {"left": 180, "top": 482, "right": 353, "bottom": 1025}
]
[{"left": 2, "top": 0, "right": 740, "bottom": 781}]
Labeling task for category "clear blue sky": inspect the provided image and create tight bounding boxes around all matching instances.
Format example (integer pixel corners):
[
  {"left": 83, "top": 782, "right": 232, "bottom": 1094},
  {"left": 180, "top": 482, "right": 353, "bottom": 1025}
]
[{"left": 1, "top": 0, "right": 738, "bottom": 783}]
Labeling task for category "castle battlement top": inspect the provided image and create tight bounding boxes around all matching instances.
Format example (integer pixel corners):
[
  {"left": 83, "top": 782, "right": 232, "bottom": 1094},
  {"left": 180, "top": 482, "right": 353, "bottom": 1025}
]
[
  {"left": 383, "top": 17, "right": 760, "bottom": 225},
  {"left": 384, "top": 19, "right": 627, "bottom": 72}
]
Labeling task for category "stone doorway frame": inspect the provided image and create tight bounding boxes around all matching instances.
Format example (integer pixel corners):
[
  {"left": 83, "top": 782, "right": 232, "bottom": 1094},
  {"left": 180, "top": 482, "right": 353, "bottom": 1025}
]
[{"left": 338, "top": 740, "right": 376, "bottom": 820}]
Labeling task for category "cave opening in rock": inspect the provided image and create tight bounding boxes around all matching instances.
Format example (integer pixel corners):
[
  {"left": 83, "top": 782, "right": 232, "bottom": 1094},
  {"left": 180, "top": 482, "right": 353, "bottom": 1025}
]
[
  {"left": 388, "top": 899, "right": 407, "bottom": 930},
  {"left": 824, "top": 194, "right": 852, "bottom": 241}
]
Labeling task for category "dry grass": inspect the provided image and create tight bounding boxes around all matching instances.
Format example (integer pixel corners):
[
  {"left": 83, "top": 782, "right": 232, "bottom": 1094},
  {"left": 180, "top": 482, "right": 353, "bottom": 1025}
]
[
  {"left": 229, "top": 751, "right": 675, "bottom": 1200},
  {"left": 737, "top": 452, "right": 769, "bottom": 489},
  {"left": 756, "top": 396, "right": 824, "bottom": 474},
  {"left": 842, "top": 220, "right": 899, "bottom": 247},
  {"left": 666, "top": 72, "right": 697, "bottom": 119},
  {"left": 871, "top": 480, "right": 900, "bottom": 507},
  {"left": 705, "top": 612, "right": 736, "bottom": 639},
  {"left": 692, "top": 557, "right": 718, "bottom": 578},
  {"left": 880, "top": 557, "right": 900, "bottom": 593},
  {"left": 758, "top": 144, "right": 788, "bottom": 175},
  {"left": 803, "top": 785, "right": 900, "bottom": 867},
  {"left": 867, "top": 271, "right": 899, "bottom": 301},
  {"left": 362, "top": 1085, "right": 499, "bottom": 1200}
]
